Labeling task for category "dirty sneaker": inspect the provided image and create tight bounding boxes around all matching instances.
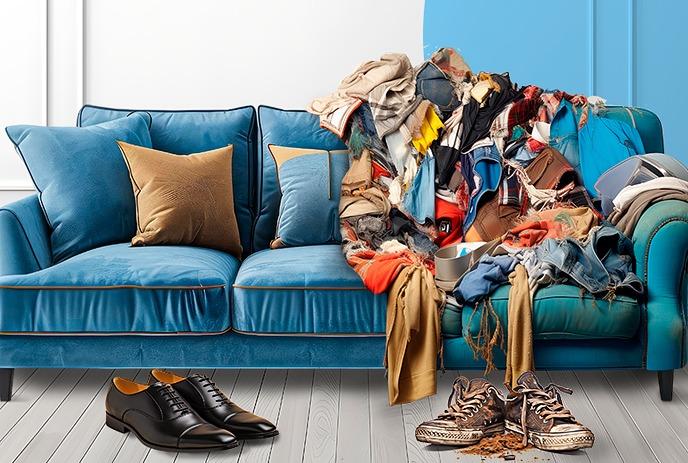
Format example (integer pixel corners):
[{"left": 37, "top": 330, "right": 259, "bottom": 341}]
[
  {"left": 505, "top": 371, "right": 594, "bottom": 451},
  {"left": 416, "top": 376, "right": 505, "bottom": 446}
]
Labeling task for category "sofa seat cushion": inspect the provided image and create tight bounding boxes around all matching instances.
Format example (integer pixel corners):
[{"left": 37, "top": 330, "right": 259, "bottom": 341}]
[
  {"left": 0, "top": 244, "right": 239, "bottom": 334},
  {"left": 462, "top": 284, "right": 640, "bottom": 341},
  {"left": 233, "top": 245, "right": 386, "bottom": 335}
]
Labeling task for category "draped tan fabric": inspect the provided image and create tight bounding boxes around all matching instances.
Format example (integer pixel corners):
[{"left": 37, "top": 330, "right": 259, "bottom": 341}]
[
  {"left": 118, "top": 141, "right": 242, "bottom": 257},
  {"left": 505, "top": 264, "right": 534, "bottom": 387},
  {"left": 385, "top": 264, "right": 443, "bottom": 405}
]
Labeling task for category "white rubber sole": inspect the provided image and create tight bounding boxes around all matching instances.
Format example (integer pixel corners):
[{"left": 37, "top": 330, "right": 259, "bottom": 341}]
[
  {"left": 505, "top": 419, "right": 594, "bottom": 451},
  {"left": 415, "top": 422, "right": 505, "bottom": 446}
]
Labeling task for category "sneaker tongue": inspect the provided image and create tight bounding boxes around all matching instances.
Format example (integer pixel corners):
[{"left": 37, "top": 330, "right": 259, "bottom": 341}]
[
  {"left": 516, "top": 371, "right": 542, "bottom": 390},
  {"left": 466, "top": 377, "right": 491, "bottom": 393}
]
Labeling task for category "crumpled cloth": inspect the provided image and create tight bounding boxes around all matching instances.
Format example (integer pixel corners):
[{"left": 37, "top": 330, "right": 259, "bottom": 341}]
[
  {"left": 505, "top": 264, "right": 533, "bottom": 388},
  {"left": 503, "top": 206, "right": 599, "bottom": 248},
  {"left": 307, "top": 53, "right": 417, "bottom": 139},
  {"left": 608, "top": 188, "right": 688, "bottom": 236},
  {"left": 385, "top": 264, "right": 443, "bottom": 405}
]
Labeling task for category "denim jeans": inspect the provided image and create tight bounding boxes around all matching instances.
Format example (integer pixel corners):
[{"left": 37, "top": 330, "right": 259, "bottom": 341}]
[{"left": 531, "top": 225, "right": 643, "bottom": 296}]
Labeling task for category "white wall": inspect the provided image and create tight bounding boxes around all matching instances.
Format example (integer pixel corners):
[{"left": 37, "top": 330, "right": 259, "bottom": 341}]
[{"left": 0, "top": 0, "right": 424, "bottom": 205}]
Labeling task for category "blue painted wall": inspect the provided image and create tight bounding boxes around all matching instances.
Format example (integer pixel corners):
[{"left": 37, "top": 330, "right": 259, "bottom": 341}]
[{"left": 424, "top": 0, "right": 688, "bottom": 162}]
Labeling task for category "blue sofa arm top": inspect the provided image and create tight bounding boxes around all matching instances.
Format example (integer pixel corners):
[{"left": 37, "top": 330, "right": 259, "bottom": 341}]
[
  {"left": 0, "top": 194, "right": 51, "bottom": 275},
  {"left": 631, "top": 199, "right": 688, "bottom": 371}
]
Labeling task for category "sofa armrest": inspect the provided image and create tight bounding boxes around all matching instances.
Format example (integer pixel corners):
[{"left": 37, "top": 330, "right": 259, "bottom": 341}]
[
  {"left": 0, "top": 194, "right": 51, "bottom": 276},
  {"left": 632, "top": 199, "right": 688, "bottom": 371}
]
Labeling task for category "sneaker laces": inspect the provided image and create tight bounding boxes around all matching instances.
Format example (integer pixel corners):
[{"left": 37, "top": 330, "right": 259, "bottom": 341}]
[
  {"left": 438, "top": 378, "right": 495, "bottom": 422},
  {"left": 195, "top": 375, "right": 232, "bottom": 406},
  {"left": 154, "top": 383, "right": 191, "bottom": 415},
  {"left": 508, "top": 382, "right": 575, "bottom": 445}
]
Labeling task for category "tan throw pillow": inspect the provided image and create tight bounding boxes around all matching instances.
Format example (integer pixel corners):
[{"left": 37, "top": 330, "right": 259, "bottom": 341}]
[{"left": 117, "top": 141, "right": 242, "bottom": 257}]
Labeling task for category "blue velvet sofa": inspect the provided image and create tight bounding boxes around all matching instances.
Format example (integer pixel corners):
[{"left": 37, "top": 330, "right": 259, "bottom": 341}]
[{"left": 0, "top": 104, "right": 685, "bottom": 402}]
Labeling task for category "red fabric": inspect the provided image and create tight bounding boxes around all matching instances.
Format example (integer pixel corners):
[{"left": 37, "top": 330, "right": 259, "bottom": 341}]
[
  {"left": 526, "top": 138, "right": 547, "bottom": 154},
  {"left": 434, "top": 196, "right": 463, "bottom": 247},
  {"left": 372, "top": 161, "right": 392, "bottom": 180}
]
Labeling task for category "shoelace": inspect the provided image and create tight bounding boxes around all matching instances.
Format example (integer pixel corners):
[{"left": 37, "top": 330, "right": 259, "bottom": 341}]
[
  {"left": 507, "top": 382, "right": 575, "bottom": 445},
  {"left": 154, "top": 384, "right": 191, "bottom": 415},
  {"left": 438, "top": 378, "right": 495, "bottom": 422},
  {"left": 196, "top": 375, "right": 232, "bottom": 406}
]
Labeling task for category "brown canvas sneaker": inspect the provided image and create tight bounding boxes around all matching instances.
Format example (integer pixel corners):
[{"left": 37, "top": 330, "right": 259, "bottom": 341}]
[
  {"left": 505, "top": 371, "right": 594, "bottom": 451},
  {"left": 415, "top": 376, "right": 505, "bottom": 446}
]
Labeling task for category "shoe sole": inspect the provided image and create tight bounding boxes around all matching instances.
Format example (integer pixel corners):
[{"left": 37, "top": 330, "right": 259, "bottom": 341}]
[
  {"left": 505, "top": 419, "right": 595, "bottom": 451},
  {"left": 106, "top": 413, "right": 240, "bottom": 451},
  {"left": 415, "top": 422, "right": 504, "bottom": 446},
  {"left": 233, "top": 429, "right": 280, "bottom": 440}
]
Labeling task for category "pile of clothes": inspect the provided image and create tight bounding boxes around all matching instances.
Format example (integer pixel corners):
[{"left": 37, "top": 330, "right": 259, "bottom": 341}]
[{"left": 307, "top": 48, "right": 687, "bottom": 405}]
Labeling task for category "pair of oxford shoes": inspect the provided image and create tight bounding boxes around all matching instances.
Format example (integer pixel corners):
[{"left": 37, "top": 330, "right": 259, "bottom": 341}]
[{"left": 105, "top": 369, "right": 278, "bottom": 451}]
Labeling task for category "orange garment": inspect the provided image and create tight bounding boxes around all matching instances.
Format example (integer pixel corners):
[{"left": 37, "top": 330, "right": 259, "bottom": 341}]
[
  {"left": 503, "top": 206, "right": 599, "bottom": 248},
  {"left": 347, "top": 250, "right": 428, "bottom": 295}
]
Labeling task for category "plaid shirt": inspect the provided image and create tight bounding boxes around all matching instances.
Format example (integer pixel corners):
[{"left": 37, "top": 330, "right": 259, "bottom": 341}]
[{"left": 499, "top": 167, "right": 524, "bottom": 207}]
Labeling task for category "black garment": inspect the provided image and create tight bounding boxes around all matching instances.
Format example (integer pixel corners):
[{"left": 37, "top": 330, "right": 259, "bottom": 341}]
[
  {"left": 460, "top": 73, "right": 519, "bottom": 153},
  {"left": 435, "top": 137, "right": 462, "bottom": 188},
  {"left": 105, "top": 380, "right": 238, "bottom": 451}
]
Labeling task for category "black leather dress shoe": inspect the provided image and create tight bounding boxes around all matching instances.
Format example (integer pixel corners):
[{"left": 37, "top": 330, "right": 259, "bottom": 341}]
[
  {"left": 151, "top": 369, "right": 279, "bottom": 439},
  {"left": 105, "top": 377, "right": 238, "bottom": 451}
]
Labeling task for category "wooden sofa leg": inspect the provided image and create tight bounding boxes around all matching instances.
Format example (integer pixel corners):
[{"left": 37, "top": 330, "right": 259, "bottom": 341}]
[
  {"left": 0, "top": 368, "right": 13, "bottom": 402},
  {"left": 658, "top": 370, "right": 674, "bottom": 401}
]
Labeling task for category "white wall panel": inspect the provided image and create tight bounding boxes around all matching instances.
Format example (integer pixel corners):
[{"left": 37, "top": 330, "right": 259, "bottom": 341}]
[
  {"left": 0, "top": 0, "right": 47, "bottom": 189},
  {"left": 84, "top": 0, "right": 424, "bottom": 109}
]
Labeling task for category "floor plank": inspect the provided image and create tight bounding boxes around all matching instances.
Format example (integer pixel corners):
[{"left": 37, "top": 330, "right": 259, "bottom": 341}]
[
  {"left": 0, "top": 369, "right": 86, "bottom": 461},
  {"left": 268, "top": 369, "right": 313, "bottom": 463},
  {"left": 0, "top": 368, "right": 36, "bottom": 411},
  {"left": 336, "top": 369, "right": 370, "bottom": 463},
  {"left": 605, "top": 370, "right": 688, "bottom": 462},
  {"left": 13, "top": 368, "right": 114, "bottom": 463},
  {"left": 237, "top": 369, "right": 287, "bottom": 463},
  {"left": 575, "top": 370, "right": 659, "bottom": 463},
  {"left": 47, "top": 369, "right": 138, "bottom": 463},
  {"left": 368, "top": 370, "right": 407, "bottom": 463},
  {"left": 633, "top": 369, "right": 688, "bottom": 459},
  {"left": 4, "top": 367, "right": 688, "bottom": 463},
  {"left": 0, "top": 369, "right": 62, "bottom": 442},
  {"left": 302, "top": 370, "right": 340, "bottom": 463}
]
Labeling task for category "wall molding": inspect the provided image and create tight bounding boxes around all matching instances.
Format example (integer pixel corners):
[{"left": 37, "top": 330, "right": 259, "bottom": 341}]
[
  {"left": 627, "top": 0, "right": 636, "bottom": 106},
  {"left": 0, "top": 186, "right": 35, "bottom": 192}
]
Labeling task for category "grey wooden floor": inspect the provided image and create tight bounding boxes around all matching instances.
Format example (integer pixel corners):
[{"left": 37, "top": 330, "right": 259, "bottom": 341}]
[{"left": 1, "top": 368, "right": 687, "bottom": 463}]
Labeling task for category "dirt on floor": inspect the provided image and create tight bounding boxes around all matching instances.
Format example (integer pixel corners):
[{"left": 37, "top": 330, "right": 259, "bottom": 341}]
[{"left": 458, "top": 432, "right": 535, "bottom": 459}]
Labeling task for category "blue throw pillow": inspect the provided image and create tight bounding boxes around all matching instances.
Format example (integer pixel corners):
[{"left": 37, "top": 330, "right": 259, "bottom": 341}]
[
  {"left": 268, "top": 145, "right": 349, "bottom": 248},
  {"left": 6, "top": 113, "right": 152, "bottom": 262}
]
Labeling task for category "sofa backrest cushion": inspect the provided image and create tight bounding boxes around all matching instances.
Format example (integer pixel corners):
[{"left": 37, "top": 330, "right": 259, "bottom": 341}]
[
  {"left": 600, "top": 106, "right": 663, "bottom": 153},
  {"left": 254, "top": 106, "right": 347, "bottom": 251},
  {"left": 6, "top": 113, "right": 152, "bottom": 263},
  {"left": 78, "top": 105, "right": 257, "bottom": 257}
]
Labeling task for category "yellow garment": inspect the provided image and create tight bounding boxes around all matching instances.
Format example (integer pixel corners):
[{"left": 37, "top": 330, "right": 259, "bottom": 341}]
[
  {"left": 505, "top": 264, "right": 534, "bottom": 387},
  {"left": 411, "top": 108, "right": 444, "bottom": 154},
  {"left": 385, "top": 265, "right": 443, "bottom": 405}
]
